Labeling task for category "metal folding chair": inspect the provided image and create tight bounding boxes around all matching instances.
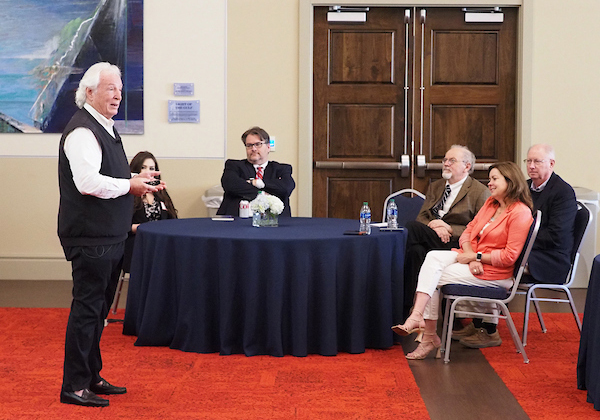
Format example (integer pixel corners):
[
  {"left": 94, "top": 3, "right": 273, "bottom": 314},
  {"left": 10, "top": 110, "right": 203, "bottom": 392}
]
[
  {"left": 439, "top": 210, "right": 541, "bottom": 363},
  {"left": 111, "top": 233, "right": 135, "bottom": 315},
  {"left": 382, "top": 189, "right": 425, "bottom": 226},
  {"left": 518, "top": 201, "right": 591, "bottom": 346},
  {"left": 111, "top": 269, "right": 128, "bottom": 315}
]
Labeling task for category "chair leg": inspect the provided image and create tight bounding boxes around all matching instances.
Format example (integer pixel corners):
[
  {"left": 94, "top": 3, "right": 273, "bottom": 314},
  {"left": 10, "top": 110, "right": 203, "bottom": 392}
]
[
  {"left": 564, "top": 288, "right": 583, "bottom": 332},
  {"left": 444, "top": 299, "right": 459, "bottom": 364},
  {"left": 111, "top": 270, "right": 126, "bottom": 315},
  {"left": 523, "top": 288, "right": 533, "bottom": 347},
  {"left": 440, "top": 296, "right": 451, "bottom": 354},
  {"left": 530, "top": 289, "right": 547, "bottom": 333},
  {"left": 499, "top": 302, "right": 529, "bottom": 364}
]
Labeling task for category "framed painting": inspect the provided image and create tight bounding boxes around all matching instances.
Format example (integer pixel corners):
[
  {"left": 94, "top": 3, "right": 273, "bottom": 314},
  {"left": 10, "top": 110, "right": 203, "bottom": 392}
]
[{"left": 0, "top": 0, "right": 143, "bottom": 134}]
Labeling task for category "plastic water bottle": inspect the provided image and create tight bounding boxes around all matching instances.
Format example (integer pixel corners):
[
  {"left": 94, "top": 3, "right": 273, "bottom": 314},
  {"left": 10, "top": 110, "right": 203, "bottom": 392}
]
[
  {"left": 359, "top": 202, "right": 371, "bottom": 235},
  {"left": 387, "top": 199, "right": 398, "bottom": 229}
]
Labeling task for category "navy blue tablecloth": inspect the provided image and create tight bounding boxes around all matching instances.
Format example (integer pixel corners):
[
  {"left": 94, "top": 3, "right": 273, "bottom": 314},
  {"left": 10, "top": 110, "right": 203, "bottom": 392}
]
[
  {"left": 577, "top": 254, "right": 600, "bottom": 410},
  {"left": 123, "top": 217, "right": 406, "bottom": 356}
]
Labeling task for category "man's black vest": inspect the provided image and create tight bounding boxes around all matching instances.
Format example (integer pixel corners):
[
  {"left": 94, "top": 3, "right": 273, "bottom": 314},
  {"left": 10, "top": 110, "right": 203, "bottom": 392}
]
[{"left": 58, "top": 108, "right": 133, "bottom": 247}]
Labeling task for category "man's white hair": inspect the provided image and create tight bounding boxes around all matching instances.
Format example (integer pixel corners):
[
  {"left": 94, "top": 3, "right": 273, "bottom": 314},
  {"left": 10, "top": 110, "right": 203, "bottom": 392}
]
[
  {"left": 74, "top": 62, "right": 121, "bottom": 108},
  {"left": 528, "top": 143, "right": 556, "bottom": 160},
  {"left": 449, "top": 144, "right": 476, "bottom": 174}
]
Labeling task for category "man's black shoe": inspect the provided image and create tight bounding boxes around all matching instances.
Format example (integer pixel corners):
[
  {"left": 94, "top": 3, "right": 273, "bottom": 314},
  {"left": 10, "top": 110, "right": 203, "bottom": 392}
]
[
  {"left": 90, "top": 379, "right": 127, "bottom": 395},
  {"left": 60, "top": 389, "right": 109, "bottom": 407}
]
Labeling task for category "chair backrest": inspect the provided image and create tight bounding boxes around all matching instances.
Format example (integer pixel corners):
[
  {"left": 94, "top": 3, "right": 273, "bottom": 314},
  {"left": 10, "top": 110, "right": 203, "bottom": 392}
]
[
  {"left": 571, "top": 201, "right": 592, "bottom": 263},
  {"left": 508, "top": 210, "right": 542, "bottom": 301},
  {"left": 564, "top": 201, "right": 592, "bottom": 286},
  {"left": 382, "top": 188, "right": 425, "bottom": 226}
]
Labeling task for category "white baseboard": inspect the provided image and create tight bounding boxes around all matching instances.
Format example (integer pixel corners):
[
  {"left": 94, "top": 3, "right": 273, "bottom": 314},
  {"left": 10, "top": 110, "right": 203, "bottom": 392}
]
[{"left": 0, "top": 257, "right": 72, "bottom": 280}]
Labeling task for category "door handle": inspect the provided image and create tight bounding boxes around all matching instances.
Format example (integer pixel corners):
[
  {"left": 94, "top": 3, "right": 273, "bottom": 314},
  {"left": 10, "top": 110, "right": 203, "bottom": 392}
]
[
  {"left": 413, "top": 10, "right": 427, "bottom": 179},
  {"left": 400, "top": 155, "right": 410, "bottom": 177},
  {"left": 418, "top": 9, "right": 426, "bottom": 158},
  {"left": 416, "top": 155, "right": 426, "bottom": 177},
  {"left": 315, "top": 161, "right": 408, "bottom": 172},
  {"left": 403, "top": 9, "right": 411, "bottom": 162}
]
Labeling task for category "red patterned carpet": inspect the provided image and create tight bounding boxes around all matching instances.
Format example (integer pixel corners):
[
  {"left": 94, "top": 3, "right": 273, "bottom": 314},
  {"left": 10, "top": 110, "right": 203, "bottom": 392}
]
[
  {"left": 0, "top": 308, "right": 428, "bottom": 419},
  {"left": 481, "top": 312, "right": 597, "bottom": 419}
]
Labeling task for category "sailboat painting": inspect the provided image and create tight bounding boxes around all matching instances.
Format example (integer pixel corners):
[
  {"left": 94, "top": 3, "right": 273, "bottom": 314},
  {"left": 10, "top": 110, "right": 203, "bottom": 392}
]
[{"left": 0, "top": 0, "right": 144, "bottom": 134}]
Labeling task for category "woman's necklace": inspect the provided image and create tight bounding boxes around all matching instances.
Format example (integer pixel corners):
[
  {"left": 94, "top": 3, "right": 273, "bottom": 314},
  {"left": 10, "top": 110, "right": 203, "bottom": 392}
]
[
  {"left": 143, "top": 193, "right": 155, "bottom": 205},
  {"left": 490, "top": 206, "right": 504, "bottom": 222}
]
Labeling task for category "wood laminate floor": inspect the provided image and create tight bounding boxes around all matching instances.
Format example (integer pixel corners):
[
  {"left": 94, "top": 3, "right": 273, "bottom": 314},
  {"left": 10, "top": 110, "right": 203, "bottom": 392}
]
[{"left": 0, "top": 280, "right": 587, "bottom": 420}]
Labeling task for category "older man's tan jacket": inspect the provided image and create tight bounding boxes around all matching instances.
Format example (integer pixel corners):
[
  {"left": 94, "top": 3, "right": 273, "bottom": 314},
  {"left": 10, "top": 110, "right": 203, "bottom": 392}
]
[{"left": 416, "top": 176, "right": 490, "bottom": 239}]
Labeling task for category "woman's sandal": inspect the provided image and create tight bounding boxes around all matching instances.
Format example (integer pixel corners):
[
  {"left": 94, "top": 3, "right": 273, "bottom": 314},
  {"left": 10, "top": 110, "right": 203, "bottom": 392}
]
[
  {"left": 405, "top": 333, "right": 442, "bottom": 360},
  {"left": 391, "top": 310, "right": 426, "bottom": 337}
]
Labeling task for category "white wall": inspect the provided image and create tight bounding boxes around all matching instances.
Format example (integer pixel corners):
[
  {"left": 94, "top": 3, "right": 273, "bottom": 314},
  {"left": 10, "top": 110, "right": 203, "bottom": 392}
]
[{"left": 528, "top": 0, "right": 600, "bottom": 190}]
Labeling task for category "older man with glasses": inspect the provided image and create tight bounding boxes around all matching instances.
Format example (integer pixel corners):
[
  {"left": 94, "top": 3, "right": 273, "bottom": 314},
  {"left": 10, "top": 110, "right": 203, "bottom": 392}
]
[
  {"left": 522, "top": 143, "right": 577, "bottom": 284},
  {"left": 455, "top": 144, "right": 578, "bottom": 349},
  {"left": 403, "top": 145, "right": 490, "bottom": 319},
  {"left": 217, "top": 126, "right": 295, "bottom": 217}
]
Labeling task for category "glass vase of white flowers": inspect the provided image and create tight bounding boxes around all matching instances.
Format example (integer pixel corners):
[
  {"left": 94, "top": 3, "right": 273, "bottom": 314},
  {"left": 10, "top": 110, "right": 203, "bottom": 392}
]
[{"left": 250, "top": 192, "right": 284, "bottom": 227}]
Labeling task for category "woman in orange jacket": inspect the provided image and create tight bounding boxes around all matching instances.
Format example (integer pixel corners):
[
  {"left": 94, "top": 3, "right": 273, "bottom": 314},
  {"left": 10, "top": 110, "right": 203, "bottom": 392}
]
[{"left": 392, "top": 161, "right": 533, "bottom": 359}]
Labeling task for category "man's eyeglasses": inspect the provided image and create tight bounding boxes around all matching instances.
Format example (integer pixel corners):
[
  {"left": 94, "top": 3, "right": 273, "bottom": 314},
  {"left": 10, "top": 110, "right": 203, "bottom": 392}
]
[
  {"left": 245, "top": 142, "right": 266, "bottom": 150},
  {"left": 442, "top": 158, "right": 464, "bottom": 165},
  {"left": 523, "top": 159, "right": 547, "bottom": 166}
]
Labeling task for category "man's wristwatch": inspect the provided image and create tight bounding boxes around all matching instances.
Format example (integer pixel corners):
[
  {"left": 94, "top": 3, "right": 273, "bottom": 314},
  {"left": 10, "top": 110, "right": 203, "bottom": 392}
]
[{"left": 476, "top": 252, "right": 482, "bottom": 262}]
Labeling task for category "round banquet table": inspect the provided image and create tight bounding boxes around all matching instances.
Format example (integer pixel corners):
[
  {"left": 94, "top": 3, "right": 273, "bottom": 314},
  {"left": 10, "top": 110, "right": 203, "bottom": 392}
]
[{"left": 123, "top": 217, "right": 407, "bottom": 356}]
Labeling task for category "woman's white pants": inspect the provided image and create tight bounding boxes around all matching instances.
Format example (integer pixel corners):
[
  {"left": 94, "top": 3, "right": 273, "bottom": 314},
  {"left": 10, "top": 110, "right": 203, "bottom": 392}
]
[{"left": 415, "top": 250, "right": 513, "bottom": 323}]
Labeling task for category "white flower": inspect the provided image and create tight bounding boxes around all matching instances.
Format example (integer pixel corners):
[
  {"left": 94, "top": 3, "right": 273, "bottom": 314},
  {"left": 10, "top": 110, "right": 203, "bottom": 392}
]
[{"left": 250, "top": 193, "right": 284, "bottom": 215}]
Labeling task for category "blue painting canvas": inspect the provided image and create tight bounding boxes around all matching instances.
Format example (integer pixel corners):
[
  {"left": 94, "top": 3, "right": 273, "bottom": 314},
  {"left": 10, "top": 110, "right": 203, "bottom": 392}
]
[{"left": 0, "top": 0, "right": 143, "bottom": 134}]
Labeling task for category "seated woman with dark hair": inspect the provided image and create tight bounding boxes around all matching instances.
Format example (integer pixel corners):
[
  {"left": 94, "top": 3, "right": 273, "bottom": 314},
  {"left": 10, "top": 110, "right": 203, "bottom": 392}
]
[
  {"left": 123, "top": 151, "right": 178, "bottom": 272},
  {"left": 392, "top": 161, "right": 533, "bottom": 359}
]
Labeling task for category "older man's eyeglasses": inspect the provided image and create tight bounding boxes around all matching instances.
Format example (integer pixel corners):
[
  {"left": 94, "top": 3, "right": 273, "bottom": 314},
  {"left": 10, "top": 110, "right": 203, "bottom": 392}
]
[
  {"left": 245, "top": 142, "right": 266, "bottom": 150},
  {"left": 523, "top": 159, "right": 547, "bottom": 166},
  {"left": 442, "top": 158, "right": 464, "bottom": 165}
]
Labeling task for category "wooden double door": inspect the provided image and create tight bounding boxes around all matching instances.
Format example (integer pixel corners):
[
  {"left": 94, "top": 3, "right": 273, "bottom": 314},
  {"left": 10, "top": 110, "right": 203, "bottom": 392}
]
[{"left": 313, "top": 6, "right": 518, "bottom": 220}]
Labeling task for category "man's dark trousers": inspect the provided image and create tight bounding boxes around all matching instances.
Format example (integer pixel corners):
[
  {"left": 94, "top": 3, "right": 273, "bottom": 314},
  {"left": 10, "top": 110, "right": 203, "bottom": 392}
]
[{"left": 61, "top": 242, "right": 124, "bottom": 392}]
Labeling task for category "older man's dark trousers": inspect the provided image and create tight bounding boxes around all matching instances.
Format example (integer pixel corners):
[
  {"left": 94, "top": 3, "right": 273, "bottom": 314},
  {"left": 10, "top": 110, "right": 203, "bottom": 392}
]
[
  {"left": 61, "top": 242, "right": 124, "bottom": 392},
  {"left": 403, "top": 221, "right": 458, "bottom": 317}
]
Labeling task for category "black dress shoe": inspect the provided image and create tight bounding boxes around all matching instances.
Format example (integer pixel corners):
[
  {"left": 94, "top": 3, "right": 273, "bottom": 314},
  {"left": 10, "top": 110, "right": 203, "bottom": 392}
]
[
  {"left": 60, "top": 389, "right": 109, "bottom": 407},
  {"left": 90, "top": 379, "right": 127, "bottom": 395}
]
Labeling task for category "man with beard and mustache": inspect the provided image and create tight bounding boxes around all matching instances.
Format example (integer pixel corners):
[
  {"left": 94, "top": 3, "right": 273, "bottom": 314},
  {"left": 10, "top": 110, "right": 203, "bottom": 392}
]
[
  {"left": 402, "top": 145, "right": 490, "bottom": 318},
  {"left": 217, "top": 126, "right": 295, "bottom": 217}
]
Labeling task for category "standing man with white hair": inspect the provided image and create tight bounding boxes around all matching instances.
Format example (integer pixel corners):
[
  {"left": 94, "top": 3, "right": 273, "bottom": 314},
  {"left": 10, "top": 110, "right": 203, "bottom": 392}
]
[{"left": 58, "top": 62, "right": 164, "bottom": 407}]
